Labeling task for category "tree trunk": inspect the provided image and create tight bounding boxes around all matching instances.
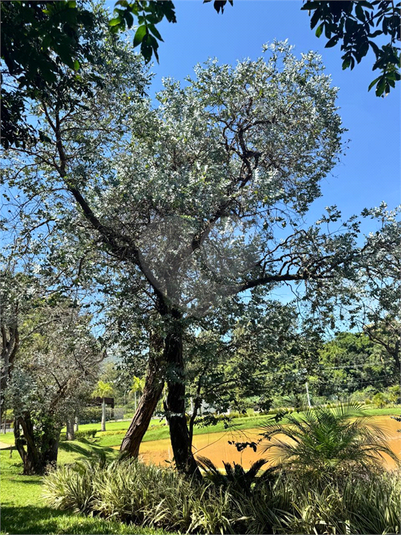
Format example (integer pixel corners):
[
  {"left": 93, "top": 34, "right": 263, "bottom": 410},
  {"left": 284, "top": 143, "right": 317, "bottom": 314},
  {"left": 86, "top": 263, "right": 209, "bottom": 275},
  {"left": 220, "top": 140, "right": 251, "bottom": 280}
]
[
  {"left": 120, "top": 331, "right": 165, "bottom": 457},
  {"left": 74, "top": 416, "right": 79, "bottom": 432},
  {"left": 66, "top": 417, "right": 75, "bottom": 440},
  {"left": 120, "top": 315, "right": 201, "bottom": 479},
  {"left": 14, "top": 413, "right": 60, "bottom": 475},
  {"left": 101, "top": 399, "right": 106, "bottom": 432},
  {"left": 164, "top": 313, "right": 201, "bottom": 480},
  {"left": 1, "top": 317, "right": 19, "bottom": 422}
]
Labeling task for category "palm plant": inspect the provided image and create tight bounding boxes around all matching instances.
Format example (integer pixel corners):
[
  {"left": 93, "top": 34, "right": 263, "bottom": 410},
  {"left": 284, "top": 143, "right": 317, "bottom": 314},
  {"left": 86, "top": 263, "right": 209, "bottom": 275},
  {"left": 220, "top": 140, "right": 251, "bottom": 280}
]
[
  {"left": 129, "top": 376, "right": 145, "bottom": 412},
  {"left": 91, "top": 381, "right": 114, "bottom": 432},
  {"left": 260, "top": 402, "right": 399, "bottom": 479}
]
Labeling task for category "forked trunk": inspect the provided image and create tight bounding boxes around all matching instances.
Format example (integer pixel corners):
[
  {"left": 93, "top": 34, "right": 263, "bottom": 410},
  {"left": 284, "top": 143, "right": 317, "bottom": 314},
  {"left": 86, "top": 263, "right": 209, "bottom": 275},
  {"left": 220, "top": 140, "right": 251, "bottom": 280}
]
[{"left": 120, "top": 313, "right": 201, "bottom": 480}]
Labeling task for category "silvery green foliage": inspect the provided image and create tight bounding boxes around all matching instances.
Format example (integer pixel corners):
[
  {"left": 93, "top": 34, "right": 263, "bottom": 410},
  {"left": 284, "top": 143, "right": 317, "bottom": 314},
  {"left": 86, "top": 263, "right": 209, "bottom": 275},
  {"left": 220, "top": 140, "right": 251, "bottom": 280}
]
[
  {"left": 1, "top": 39, "right": 371, "bottom": 330},
  {"left": 39, "top": 41, "right": 346, "bottom": 315},
  {"left": 100, "top": 42, "right": 345, "bottom": 315},
  {"left": 8, "top": 298, "right": 103, "bottom": 425}
]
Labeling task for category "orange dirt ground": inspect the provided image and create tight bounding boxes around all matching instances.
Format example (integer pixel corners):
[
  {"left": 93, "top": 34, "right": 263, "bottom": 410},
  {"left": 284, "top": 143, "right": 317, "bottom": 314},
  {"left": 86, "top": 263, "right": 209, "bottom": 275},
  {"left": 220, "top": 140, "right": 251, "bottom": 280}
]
[{"left": 134, "top": 415, "right": 401, "bottom": 470}]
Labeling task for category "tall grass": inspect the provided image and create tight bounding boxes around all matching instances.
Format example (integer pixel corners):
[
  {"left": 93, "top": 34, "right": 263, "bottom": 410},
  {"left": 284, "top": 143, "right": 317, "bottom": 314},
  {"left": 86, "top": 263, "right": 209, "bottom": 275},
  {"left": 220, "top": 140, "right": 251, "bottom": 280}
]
[
  {"left": 44, "top": 458, "right": 242, "bottom": 533},
  {"left": 43, "top": 456, "right": 401, "bottom": 534}
]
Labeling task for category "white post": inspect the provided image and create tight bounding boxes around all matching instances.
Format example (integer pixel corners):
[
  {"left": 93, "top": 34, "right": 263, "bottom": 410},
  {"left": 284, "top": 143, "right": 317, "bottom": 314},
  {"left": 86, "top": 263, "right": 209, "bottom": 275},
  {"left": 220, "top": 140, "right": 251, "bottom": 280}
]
[{"left": 305, "top": 382, "right": 312, "bottom": 408}]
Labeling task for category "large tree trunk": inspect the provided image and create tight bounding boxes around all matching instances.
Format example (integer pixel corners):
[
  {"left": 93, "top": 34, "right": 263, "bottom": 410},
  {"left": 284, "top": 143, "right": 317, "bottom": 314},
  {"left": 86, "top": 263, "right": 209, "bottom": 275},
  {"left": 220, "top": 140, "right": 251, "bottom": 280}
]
[
  {"left": 120, "top": 332, "right": 165, "bottom": 457},
  {"left": 120, "top": 313, "right": 201, "bottom": 480},
  {"left": 14, "top": 413, "right": 60, "bottom": 475},
  {"left": 164, "top": 312, "right": 201, "bottom": 480}
]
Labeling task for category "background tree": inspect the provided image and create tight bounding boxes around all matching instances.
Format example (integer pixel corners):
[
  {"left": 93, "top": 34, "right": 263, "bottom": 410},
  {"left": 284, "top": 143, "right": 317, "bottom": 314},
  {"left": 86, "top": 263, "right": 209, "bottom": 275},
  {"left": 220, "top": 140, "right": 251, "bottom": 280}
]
[
  {"left": 8, "top": 295, "right": 103, "bottom": 474},
  {"left": 0, "top": 0, "right": 97, "bottom": 149},
  {"left": 92, "top": 380, "right": 115, "bottom": 432},
  {"left": 129, "top": 376, "right": 146, "bottom": 413},
  {"left": 316, "top": 330, "right": 397, "bottom": 399},
  {"left": 0, "top": 269, "right": 23, "bottom": 423}
]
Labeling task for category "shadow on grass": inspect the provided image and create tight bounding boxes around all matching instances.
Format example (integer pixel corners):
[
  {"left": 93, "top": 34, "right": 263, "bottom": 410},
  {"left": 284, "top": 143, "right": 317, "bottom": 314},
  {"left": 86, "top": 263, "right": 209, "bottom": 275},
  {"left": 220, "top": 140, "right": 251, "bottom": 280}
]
[
  {"left": 12, "top": 478, "right": 42, "bottom": 485},
  {"left": 58, "top": 439, "right": 115, "bottom": 457},
  {"left": 1, "top": 505, "right": 167, "bottom": 535},
  {"left": 58, "top": 441, "right": 93, "bottom": 456},
  {"left": 1, "top": 505, "right": 75, "bottom": 534}
]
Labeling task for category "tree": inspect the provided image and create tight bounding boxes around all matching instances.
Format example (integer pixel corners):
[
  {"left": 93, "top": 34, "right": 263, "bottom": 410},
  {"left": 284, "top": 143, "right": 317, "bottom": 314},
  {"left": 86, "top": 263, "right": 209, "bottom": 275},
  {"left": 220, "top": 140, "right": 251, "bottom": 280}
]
[
  {"left": 348, "top": 208, "right": 401, "bottom": 372},
  {"left": 8, "top": 295, "right": 103, "bottom": 474},
  {"left": 2, "top": 37, "right": 387, "bottom": 476},
  {"left": 317, "top": 330, "right": 396, "bottom": 399},
  {"left": 129, "top": 376, "right": 146, "bottom": 413},
  {"left": 0, "top": 0, "right": 97, "bottom": 149},
  {"left": 0, "top": 269, "right": 23, "bottom": 422},
  {"left": 92, "top": 380, "right": 114, "bottom": 431}
]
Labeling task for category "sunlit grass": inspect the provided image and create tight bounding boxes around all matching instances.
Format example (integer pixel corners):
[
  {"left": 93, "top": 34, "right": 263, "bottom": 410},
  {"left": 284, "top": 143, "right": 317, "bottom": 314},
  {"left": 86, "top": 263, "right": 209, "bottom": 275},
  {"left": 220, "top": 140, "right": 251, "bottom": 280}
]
[
  {"left": 0, "top": 449, "right": 168, "bottom": 535},
  {"left": 1, "top": 406, "right": 399, "bottom": 449}
]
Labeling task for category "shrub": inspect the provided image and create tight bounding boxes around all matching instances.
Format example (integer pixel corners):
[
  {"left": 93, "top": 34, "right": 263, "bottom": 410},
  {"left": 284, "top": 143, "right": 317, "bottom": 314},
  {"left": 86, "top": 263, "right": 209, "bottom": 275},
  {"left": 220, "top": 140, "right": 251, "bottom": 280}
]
[
  {"left": 260, "top": 402, "right": 398, "bottom": 480},
  {"left": 73, "top": 429, "right": 97, "bottom": 440},
  {"left": 372, "top": 392, "right": 388, "bottom": 408},
  {"left": 78, "top": 406, "right": 102, "bottom": 424},
  {"left": 198, "top": 456, "right": 276, "bottom": 496},
  {"left": 43, "top": 457, "right": 401, "bottom": 534},
  {"left": 43, "top": 458, "right": 242, "bottom": 533},
  {"left": 43, "top": 459, "right": 99, "bottom": 513}
]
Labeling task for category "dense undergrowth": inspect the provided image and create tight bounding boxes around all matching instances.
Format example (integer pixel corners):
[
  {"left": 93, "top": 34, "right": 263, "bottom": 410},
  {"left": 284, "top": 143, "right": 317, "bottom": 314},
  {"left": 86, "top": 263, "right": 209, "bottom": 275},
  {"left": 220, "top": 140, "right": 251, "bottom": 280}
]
[{"left": 43, "top": 456, "right": 401, "bottom": 534}]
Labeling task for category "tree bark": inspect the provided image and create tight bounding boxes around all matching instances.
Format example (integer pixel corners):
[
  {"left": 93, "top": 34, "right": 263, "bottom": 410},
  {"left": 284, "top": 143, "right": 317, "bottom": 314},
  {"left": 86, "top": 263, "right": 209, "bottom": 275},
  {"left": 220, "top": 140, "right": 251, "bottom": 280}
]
[
  {"left": 120, "top": 331, "right": 165, "bottom": 457},
  {"left": 101, "top": 399, "right": 106, "bottom": 432},
  {"left": 66, "top": 417, "right": 75, "bottom": 440},
  {"left": 164, "top": 313, "right": 201, "bottom": 480}
]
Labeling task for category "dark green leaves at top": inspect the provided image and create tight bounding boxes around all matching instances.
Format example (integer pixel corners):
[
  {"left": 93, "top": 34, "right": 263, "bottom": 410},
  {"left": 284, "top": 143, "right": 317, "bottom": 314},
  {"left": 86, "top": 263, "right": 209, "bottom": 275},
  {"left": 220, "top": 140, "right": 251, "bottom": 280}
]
[
  {"left": 111, "top": 1, "right": 176, "bottom": 63},
  {"left": 1, "top": 1, "right": 96, "bottom": 148},
  {"left": 301, "top": 0, "right": 400, "bottom": 96},
  {"left": 134, "top": 25, "right": 148, "bottom": 48},
  {"left": 203, "top": 0, "right": 234, "bottom": 14}
]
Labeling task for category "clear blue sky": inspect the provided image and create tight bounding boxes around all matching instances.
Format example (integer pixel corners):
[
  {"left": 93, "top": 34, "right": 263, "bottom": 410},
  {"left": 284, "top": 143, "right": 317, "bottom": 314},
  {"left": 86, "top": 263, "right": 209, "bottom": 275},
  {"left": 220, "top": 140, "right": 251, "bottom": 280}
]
[{"left": 108, "top": 0, "right": 400, "bottom": 233}]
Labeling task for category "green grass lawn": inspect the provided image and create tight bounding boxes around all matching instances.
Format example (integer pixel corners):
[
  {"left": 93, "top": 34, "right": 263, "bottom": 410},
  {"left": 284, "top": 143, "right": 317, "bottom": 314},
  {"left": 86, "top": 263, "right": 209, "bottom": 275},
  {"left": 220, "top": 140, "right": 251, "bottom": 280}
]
[{"left": 0, "top": 445, "right": 168, "bottom": 535}]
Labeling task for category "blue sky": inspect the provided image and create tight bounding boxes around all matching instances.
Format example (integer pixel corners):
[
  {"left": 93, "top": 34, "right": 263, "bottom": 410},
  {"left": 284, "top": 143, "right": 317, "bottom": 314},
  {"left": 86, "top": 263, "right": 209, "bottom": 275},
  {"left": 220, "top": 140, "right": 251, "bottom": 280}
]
[{"left": 109, "top": 0, "right": 400, "bottom": 233}]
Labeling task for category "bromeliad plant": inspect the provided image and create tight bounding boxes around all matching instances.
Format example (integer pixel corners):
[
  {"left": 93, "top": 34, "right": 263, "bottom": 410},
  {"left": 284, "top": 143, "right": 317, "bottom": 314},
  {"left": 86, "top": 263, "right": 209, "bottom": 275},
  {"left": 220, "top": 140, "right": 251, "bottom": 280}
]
[
  {"left": 260, "top": 402, "right": 399, "bottom": 480},
  {"left": 197, "top": 456, "right": 276, "bottom": 496}
]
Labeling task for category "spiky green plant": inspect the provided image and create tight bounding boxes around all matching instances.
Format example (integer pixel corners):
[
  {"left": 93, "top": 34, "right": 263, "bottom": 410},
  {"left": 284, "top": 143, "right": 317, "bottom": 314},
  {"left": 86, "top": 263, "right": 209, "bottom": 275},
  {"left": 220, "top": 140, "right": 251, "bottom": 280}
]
[
  {"left": 261, "top": 403, "right": 399, "bottom": 479},
  {"left": 197, "top": 456, "right": 276, "bottom": 496},
  {"left": 43, "top": 459, "right": 98, "bottom": 513}
]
